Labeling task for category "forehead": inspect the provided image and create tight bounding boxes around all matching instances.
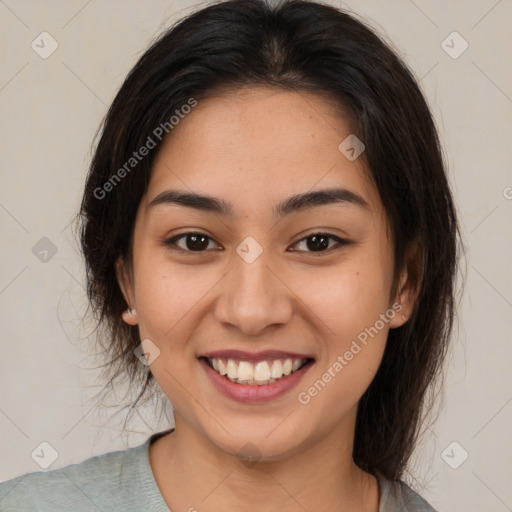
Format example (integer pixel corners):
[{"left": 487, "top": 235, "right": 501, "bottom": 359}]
[{"left": 145, "top": 87, "right": 379, "bottom": 214}]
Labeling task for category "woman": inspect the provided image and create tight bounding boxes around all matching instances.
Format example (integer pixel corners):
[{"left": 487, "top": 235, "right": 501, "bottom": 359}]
[{"left": 0, "top": 0, "right": 460, "bottom": 510}]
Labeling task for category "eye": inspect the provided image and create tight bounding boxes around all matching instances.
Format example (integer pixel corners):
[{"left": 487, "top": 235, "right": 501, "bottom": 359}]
[
  {"left": 164, "top": 232, "right": 220, "bottom": 252},
  {"left": 164, "top": 231, "right": 350, "bottom": 254},
  {"left": 290, "top": 233, "right": 350, "bottom": 253}
]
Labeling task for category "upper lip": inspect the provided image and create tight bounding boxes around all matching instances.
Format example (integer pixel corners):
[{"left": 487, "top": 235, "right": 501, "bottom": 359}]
[{"left": 199, "top": 350, "right": 315, "bottom": 362}]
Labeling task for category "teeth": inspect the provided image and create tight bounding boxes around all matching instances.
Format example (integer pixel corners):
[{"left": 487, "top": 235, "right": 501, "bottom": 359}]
[
  {"left": 207, "top": 357, "right": 308, "bottom": 385},
  {"left": 227, "top": 359, "right": 238, "bottom": 379},
  {"left": 218, "top": 359, "right": 227, "bottom": 375},
  {"left": 237, "top": 361, "right": 254, "bottom": 381},
  {"left": 270, "top": 359, "right": 283, "bottom": 379},
  {"left": 254, "top": 361, "right": 271, "bottom": 380}
]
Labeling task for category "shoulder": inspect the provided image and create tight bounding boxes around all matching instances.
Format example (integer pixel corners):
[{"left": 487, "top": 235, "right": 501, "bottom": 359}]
[
  {"left": 378, "top": 475, "right": 439, "bottom": 512},
  {"left": 0, "top": 441, "right": 147, "bottom": 512}
]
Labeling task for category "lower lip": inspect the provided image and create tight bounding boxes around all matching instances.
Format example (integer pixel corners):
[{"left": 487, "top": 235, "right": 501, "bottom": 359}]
[{"left": 199, "top": 358, "right": 314, "bottom": 403}]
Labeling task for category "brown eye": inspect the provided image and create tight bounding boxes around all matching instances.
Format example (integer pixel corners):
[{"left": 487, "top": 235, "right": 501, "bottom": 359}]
[
  {"left": 165, "top": 232, "right": 219, "bottom": 252},
  {"left": 291, "top": 233, "right": 350, "bottom": 253}
]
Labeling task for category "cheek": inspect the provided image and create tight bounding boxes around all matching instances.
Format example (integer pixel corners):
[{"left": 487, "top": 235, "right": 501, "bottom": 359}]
[
  {"left": 294, "top": 247, "right": 393, "bottom": 393},
  {"left": 297, "top": 253, "right": 393, "bottom": 338},
  {"left": 296, "top": 265, "right": 391, "bottom": 414},
  {"left": 135, "top": 271, "right": 206, "bottom": 340},
  {"left": 130, "top": 242, "right": 211, "bottom": 342}
]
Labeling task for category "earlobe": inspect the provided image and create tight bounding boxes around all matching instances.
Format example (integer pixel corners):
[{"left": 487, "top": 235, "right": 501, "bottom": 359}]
[
  {"left": 389, "top": 291, "right": 412, "bottom": 329},
  {"left": 121, "top": 307, "right": 138, "bottom": 326},
  {"left": 389, "top": 242, "right": 421, "bottom": 329},
  {"left": 389, "top": 293, "right": 412, "bottom": 329},
  {"left": 115, "top": 257, "right": 138, "bottom": 326}
]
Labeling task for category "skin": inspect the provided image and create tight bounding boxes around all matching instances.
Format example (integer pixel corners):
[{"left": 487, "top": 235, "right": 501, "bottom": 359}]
[{"left": 117, "top": 87, "right": 417, "bottom": 512}]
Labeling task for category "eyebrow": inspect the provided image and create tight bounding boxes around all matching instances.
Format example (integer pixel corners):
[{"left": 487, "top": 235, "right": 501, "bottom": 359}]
[{"left": 147, "top": 187, "right": 370, "bottom": 218}]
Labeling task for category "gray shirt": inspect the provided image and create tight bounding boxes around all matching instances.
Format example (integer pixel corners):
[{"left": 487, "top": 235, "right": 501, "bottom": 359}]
[{"left": 0, "top": 429, "right": 437, "bottom": 511}]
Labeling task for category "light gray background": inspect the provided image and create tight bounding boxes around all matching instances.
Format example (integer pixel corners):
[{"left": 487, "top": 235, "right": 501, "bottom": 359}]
[{"left": 1, "top": 1, "right": 511, "bottom": 511}]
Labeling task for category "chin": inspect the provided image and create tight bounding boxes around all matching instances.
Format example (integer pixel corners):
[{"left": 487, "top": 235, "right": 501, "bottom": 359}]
[{"left": 202, "top": 417, "right": 313, "bottom": 464}]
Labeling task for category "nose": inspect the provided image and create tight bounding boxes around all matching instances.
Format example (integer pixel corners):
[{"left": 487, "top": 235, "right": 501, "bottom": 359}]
[{"left": 213, "top": 250, "right": 294, "bottom": 337}]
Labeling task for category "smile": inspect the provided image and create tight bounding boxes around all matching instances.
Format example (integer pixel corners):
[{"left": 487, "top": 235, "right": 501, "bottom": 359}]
[
  {"left": 198, "top": 349, "right": 315, "bottom": 402},
  {"left": 204, "top": 357, "right": 309, "bottom": 385}
]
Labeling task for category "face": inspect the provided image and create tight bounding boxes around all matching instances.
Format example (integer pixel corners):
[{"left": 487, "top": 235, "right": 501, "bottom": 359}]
[{"left": 117, "top": 87, "right": 413, "bottom": 461}]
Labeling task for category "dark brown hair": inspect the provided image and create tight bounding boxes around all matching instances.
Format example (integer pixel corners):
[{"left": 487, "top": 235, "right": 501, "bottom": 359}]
[{"left": 78, "top": 0, "right": 461, "bottom": 480}]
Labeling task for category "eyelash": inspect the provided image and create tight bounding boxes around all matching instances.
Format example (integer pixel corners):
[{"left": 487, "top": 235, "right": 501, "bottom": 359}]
[{"left": 163, "top": 232, "right": 351, "bottom": 255}]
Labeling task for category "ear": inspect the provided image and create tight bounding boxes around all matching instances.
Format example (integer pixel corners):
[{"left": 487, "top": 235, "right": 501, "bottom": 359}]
[
  {"left": 388, "top": 241, "right": 422, "bottom": 329},
  {"left": 115, "top": 256, "right": 138, "bottom": 326}
]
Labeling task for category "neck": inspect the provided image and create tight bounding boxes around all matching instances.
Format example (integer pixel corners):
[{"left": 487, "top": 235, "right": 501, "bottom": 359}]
[{"left": 149, "top": 414, "right": 379, "bottom": 512}]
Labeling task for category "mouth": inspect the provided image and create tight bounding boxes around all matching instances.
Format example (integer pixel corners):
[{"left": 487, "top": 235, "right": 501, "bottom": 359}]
[
  {"left": 198, "top": 349, "right": 316, "bottom": 403},
  {"left": 199, "top": 356, "right": 314, "bottom": 386}
]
